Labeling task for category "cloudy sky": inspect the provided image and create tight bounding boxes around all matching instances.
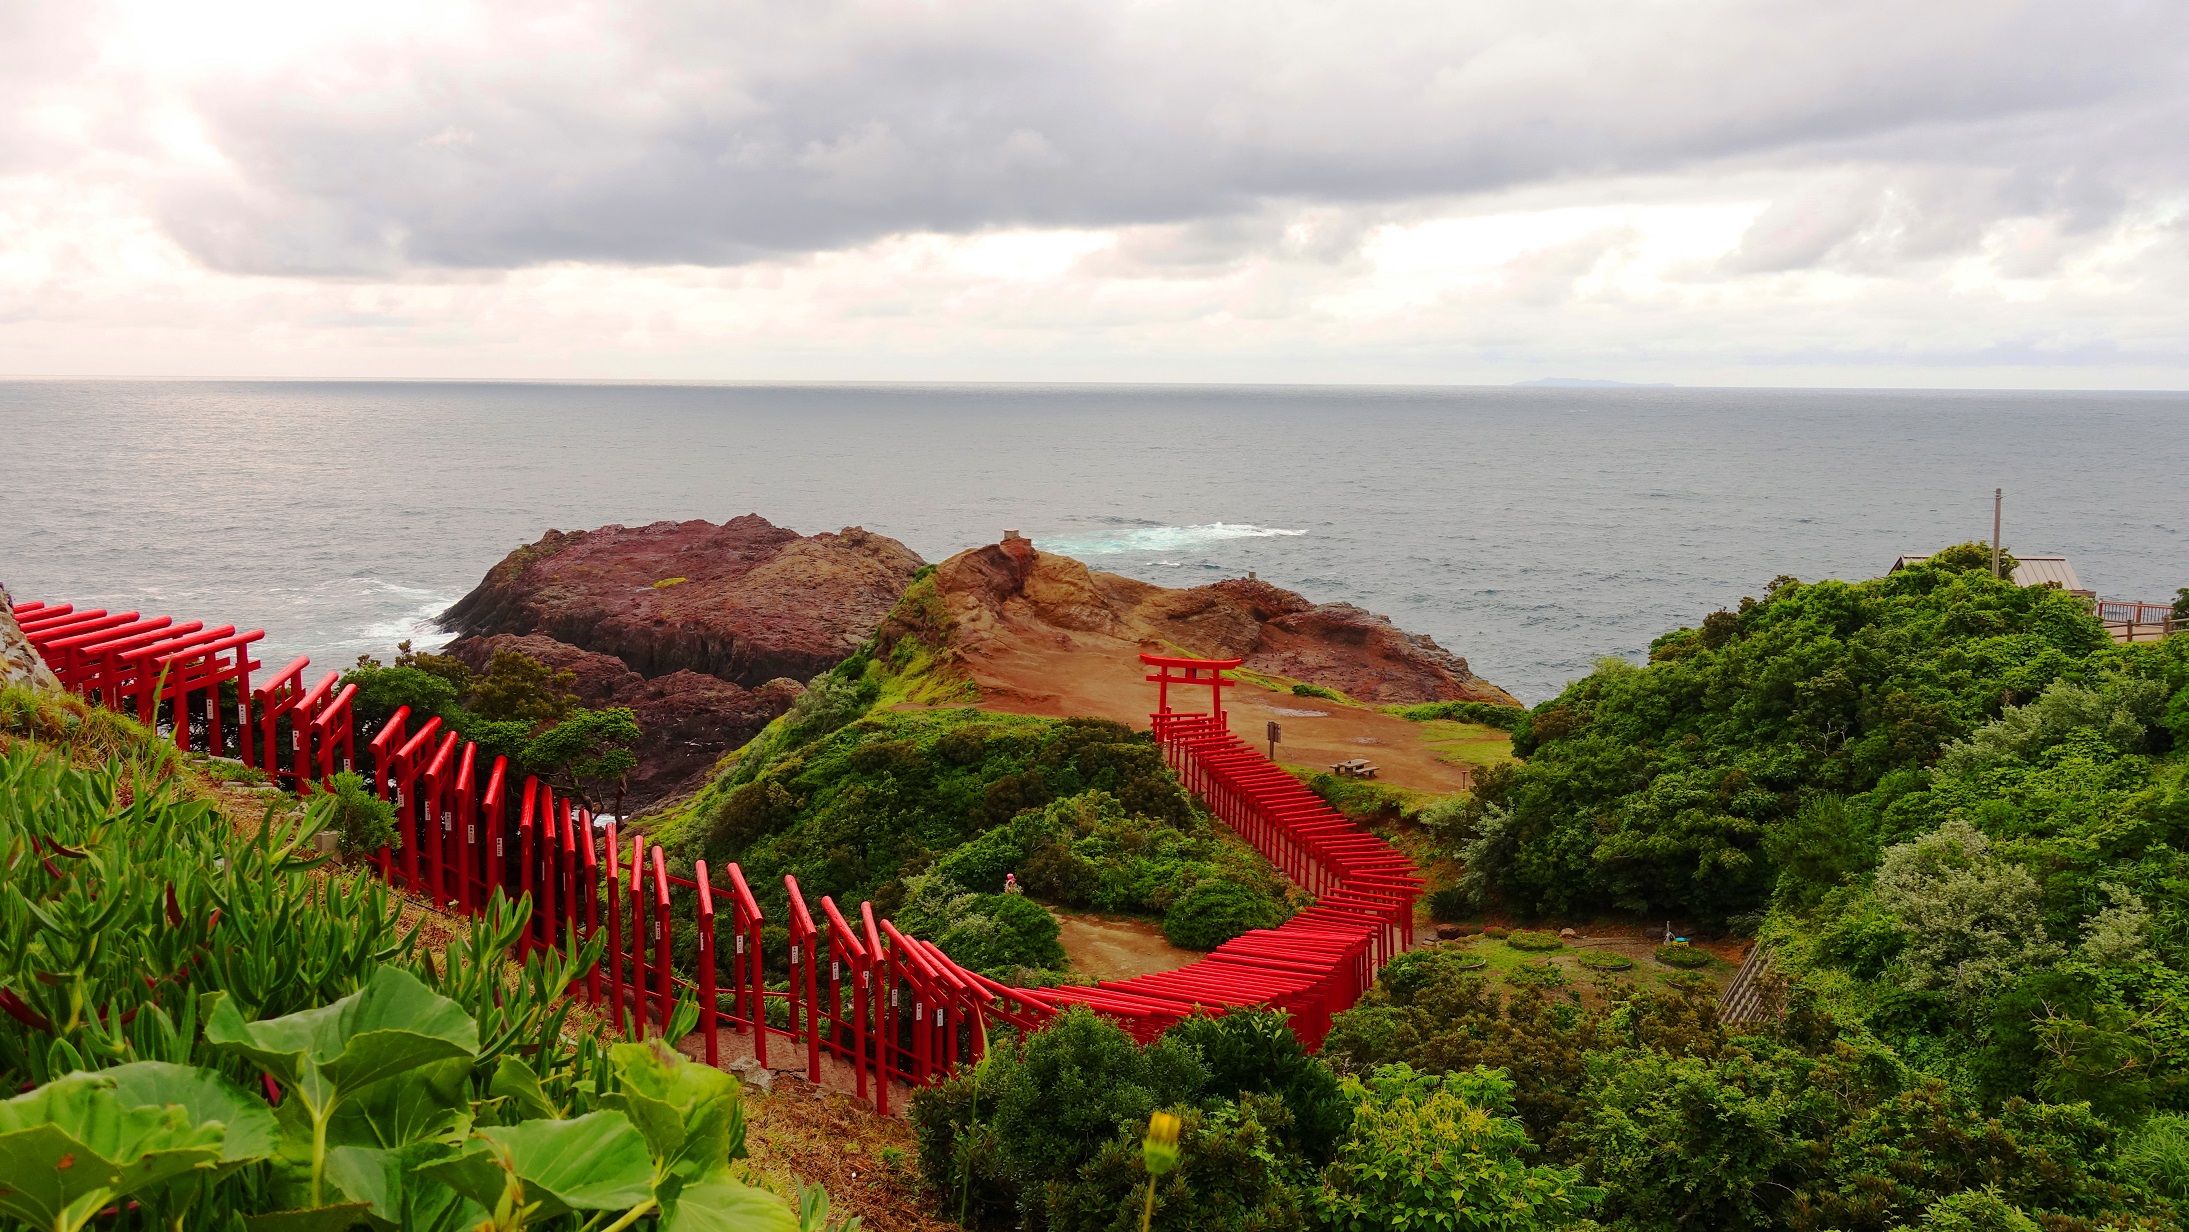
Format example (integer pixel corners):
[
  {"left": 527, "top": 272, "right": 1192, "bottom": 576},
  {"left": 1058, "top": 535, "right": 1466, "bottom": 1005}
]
[{"left": 3, "top": 0, "right": 2185, "bottom": 385}]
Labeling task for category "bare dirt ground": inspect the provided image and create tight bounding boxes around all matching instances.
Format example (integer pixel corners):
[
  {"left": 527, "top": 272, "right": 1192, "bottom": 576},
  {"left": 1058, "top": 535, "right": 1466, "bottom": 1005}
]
[
  {"left": 1055, "top": 911, "right": 1202, "bottom": 982},
  {"left": 909, "top": 631, "right": 1482, "bottom": 796}
]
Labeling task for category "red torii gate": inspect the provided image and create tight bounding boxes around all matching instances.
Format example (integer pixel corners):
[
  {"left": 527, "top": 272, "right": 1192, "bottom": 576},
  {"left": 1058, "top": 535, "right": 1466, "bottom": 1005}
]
[{"left": 1141, "top": 652, "right": 1242, "bottom": 719}]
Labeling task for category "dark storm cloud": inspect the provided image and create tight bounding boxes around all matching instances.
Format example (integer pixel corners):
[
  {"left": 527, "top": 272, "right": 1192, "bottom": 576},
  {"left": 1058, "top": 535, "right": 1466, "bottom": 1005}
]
[{"left": 54, "top": 1, "right": 2189, "bottom": 274}]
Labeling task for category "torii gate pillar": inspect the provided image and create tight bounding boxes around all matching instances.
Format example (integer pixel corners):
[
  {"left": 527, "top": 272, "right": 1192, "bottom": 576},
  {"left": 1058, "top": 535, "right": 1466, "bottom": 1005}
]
[{"left": 1140, "top": 653, "right": 1244, "bottom": 721}]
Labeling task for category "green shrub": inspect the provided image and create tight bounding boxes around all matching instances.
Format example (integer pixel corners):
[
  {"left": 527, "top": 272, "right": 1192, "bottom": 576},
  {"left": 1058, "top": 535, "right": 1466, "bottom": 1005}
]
[
  {"left": 1315, "top": 1064, "right": 1603, "bottom": 1231},
  {"left": 2118, "top": 1113, "right": 2189, "bottom": 1202},
  {"left": 1506, "top": 929, "right": 1563, "bottom": 951},
  {"left": 1891, "top": 1189, "right": 2042, "bottom": 1232},
  {"left": 1483, "top": 925, "right": 1510, "bottom": 939},
  {"left": 914, "top": 1005, "right": 1208, "bottom": 1225},
  {"left": 1578, "top": 950, "right": 1633, "bottom": 972},
  {"left": 1385, "top": 700, "right": 1529, "bottom": 730},
  {"left": 1163, "top": 878, "right": 1279, "bottom": 950},
  {"left": 326, "top": 769, "right": 398, "bottom": 854},
  {"left": 1427, "top": 886, "right": 1472, "bottom": 922},
  {"left": 1291, "top": 682, "right": 1345, "bottom": 702},
  {"left": 1164, "top": 1007, "right": 1348, "bottom": 1163},
  {"left": 1046, "top": 1094, "right": 1309, "bottom": 1232},
  {"left": 1653, "top": 943, "right": 1712, "bottom": 968}
]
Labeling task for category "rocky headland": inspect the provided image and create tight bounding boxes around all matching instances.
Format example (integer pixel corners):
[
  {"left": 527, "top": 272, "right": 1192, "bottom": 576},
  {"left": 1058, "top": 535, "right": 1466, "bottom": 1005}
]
[
  {"left": 898, "top": 533, "right": 1517, "bottom": 707},
  {"left": 439, "top": 515, "right": 926, "bottom": 811},
  {"left": 439, "top": 518, "right": 1515, "bottom": 811}
]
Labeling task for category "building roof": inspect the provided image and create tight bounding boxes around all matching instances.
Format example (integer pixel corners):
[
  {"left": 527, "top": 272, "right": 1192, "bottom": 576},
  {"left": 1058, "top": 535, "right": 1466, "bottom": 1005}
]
[{"left": 1889, "top": 552, "right": 2087, "bottom": 595}]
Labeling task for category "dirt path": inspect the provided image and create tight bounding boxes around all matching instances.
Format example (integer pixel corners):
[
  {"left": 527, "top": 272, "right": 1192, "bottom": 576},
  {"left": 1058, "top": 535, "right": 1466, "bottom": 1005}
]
[
  {"left": 908, "top": 631, "right": 1483, "bottom": 796},
  {"left": 1055, "top": 911, "right": 1202, "bottom": 982}
]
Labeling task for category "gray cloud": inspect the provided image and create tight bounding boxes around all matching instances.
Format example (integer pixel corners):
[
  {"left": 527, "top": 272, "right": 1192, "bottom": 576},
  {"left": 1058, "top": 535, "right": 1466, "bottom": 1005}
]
[{"left": 17, "top": 1, "right": 2189, "bottom": 279}]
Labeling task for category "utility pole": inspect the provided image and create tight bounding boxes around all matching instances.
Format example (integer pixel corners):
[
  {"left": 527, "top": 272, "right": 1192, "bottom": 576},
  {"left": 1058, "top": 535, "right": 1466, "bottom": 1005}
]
[{"left": 1992, "top": 488, "right": 2003, "bottom": 579}]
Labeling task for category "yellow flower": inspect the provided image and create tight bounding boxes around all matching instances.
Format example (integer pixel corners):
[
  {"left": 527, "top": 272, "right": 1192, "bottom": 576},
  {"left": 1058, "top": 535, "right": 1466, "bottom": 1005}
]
[{"left": 1142, "top": 1110, "right": 1183, "bottom": 1177}]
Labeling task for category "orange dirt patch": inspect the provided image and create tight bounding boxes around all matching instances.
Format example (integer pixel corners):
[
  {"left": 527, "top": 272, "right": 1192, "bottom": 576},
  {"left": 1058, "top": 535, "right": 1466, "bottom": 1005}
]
[
  {"left": 1055, "top": 911, "right": 1202, "bottom": 982},
  {"left": 909, "top": 639, "right": 1476, "bottom": 796}
]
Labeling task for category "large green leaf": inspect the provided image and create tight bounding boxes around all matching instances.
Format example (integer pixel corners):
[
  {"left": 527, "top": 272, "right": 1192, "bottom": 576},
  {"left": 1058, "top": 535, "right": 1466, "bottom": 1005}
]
[
  {"left": 603, "top": 1040, "right": 746, "bottom": 1181},
  {"left": 102, "top": 1061, "right": 279, "bottom": 1173},
  {"left": 418, "top": 1111, "right": 655, "bottom": 1220},
  {"left": 0, "top": 1070, "right": 231, "bottom": 1232},
  {"left": 204, "top": 966, "right": 478, "bottom": 1111},
  {"left": 324, "top": 1057, "right": 472, "bottom": 1150},
  {"left": 240, "top": 1202, "right": 375, "bottom": 1232},
  {"left": 657, "top": 1174, "right": 799, "bottom": 1232},
  {"left": 324, "top": 1142, "right": 477, "bottom": 1232},
  {"left": 488, "top": 1054, "right": 561, "bottom": 1123}
]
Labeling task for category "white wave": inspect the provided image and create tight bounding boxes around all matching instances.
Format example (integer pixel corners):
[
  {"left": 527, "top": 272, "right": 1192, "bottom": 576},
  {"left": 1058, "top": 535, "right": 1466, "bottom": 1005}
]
[{"left": 1042, "top": 522, "right": 1307, "bottom": 556}]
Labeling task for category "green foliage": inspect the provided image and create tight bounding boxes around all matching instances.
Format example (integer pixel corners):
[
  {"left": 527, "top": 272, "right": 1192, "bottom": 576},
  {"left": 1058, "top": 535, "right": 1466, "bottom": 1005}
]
[
  {"left": 1506, "top": 930, "right": 1563, "bottom": 952},
  {"left": 1174, "top": 1008, "right": 1348, "bottom": 1164},
  {"left": 1462, "top": 560, "right": 2111, "bottom": 920},
  {"left": 1315, "top": 1063, "right": 1603, "bottom": 1231},
  {"left": 1652, "top": 943, "right": 1711, "bottom": 969},
  {"left": 670, "top": 708, "right": 1287, "bottom": 945},
  {"left": 1290, "top": 682, "right": 1346, "bottom": 702},
  {"left": 1162, "top": 878, "right": 1281, "bottom": 950},
  {"left": 1426, "top": 886, "right": 1472, "bottom": 923},
  {"left": 1386, "top": 700, "right": 1530, "bottom": 731},
  {"left": 2118, "top": 1113, "right": 2189, "bottom": 1203},
  {"left": 1045, "top": 1094, "right": 1309, "bottom": 1232},
  {"left": 1889, "top": 1189, "right": 2041, "bottom": 1232},
  {"left": 466, "top": 649, "right": 579, "bottom": 724},
  {"left": 894, "top": 872, "right": 1067, "bottom": 977},
  {"left": 912, "top": 1005, "right": 1209, "bottom": 1227},
  {"left": 326, "top": 769, "right": 397, "bottom": 855}
]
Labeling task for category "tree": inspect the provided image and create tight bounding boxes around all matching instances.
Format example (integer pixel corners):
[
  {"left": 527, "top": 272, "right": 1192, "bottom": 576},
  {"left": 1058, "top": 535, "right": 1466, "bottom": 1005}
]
[
  {"left": 523, "top": 706, "right": 641, "bottom": 816},
  {"left": 1316, "top": 1064, "right": 1603, "bottom": 1232}
]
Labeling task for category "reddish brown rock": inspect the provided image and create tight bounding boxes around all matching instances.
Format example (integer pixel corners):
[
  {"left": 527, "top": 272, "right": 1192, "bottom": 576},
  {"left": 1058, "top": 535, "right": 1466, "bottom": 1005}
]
[
  {"left": 441, "top": 631, "right": 806, "bottom": 813},
  {"left": 917, "top": 538, "right": 1515, "bottom": 706},
  {"left": 442, "top": 516, "right": 925, "bottom": 687}
]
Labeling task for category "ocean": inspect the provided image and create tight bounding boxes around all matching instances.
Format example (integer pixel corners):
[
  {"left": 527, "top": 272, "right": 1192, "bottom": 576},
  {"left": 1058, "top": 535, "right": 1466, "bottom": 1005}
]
[{"left": 2, "top": 381, "right": 2183, "bottom": 704}]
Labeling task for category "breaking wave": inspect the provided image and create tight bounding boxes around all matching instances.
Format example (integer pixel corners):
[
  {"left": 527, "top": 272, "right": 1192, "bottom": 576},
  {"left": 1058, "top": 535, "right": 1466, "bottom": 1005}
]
[{"left": 1040, "top": 523, "right": 1308, "bottom": 556}]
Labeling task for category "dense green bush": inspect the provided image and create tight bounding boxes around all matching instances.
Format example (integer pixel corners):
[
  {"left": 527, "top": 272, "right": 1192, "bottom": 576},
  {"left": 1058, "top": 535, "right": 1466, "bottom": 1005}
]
[
  {"left": 670, "top": 709, "right": 1288, "bottom": 949},
  {"left": 1653, "top": 943, "right": 1711, "bottom": 968},
  {"left": 1507, "top": 928, "right": 1563, "bottom": 951},
  {"left": 340, "top": 646, "right": 639, "bottom": 814},
  {"left": 1290, "top": 682, "right": 1346, "bottom": 702},
  {"left": 326, "top": 767, "right": 397, "bottom": 854},
  {"left": 1427, "top": 885, "right": 1472, "bottom": 922},
  {"left": 1447, "top": 552, "right": 2119, "bottom": 921},
  {"left": 911, "top": 1005, "right": 1208, "bottom": 1227},
  {"left": 1385, "top": 699, "right": 1530, "bottom": 730},
  {"left": 1164, "top": 1007, "right": 1348, "bottom": 1163},
  {"left": 1162, "top": 877, "right": 1281, "bottom": 949},
  {"left": 1046, "top": 1094, "right": 1308, "bottom": 1232},
  {"left": 1315, "top": 1063, "right": 1602, "bottom": 1231}
]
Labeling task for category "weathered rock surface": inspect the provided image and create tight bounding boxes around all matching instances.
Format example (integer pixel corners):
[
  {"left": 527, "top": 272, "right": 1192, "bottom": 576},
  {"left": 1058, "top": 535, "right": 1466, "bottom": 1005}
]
[
  {"left": 441, "top": 631, "right": 805, "bottom": 814},
  {"left": 1, "top": 586, "right": 61, "bottom": 692},
  {"left": 914, "top": 536, "right": 1516, "bottom": 706},
  {"left": 442, "top": 516, "right": 925, "bottom": 687}
]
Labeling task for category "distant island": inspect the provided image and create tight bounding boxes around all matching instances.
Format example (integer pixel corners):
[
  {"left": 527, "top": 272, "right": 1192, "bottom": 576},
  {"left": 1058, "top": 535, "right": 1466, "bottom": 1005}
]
[{"left": 1514, "top": 376, "right": 1676, "bottom": 388}]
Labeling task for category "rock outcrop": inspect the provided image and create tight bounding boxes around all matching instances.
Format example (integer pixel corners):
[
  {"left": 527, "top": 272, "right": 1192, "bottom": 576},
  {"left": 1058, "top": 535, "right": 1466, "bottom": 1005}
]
[
  {"left": 442, "top": 516, "right": 925, "bottom": 687},
  {"left": 905, "top": 535, "right": 1516, "bottom": 706},
  {"left": 439, "top": 633, "right": 805, "bottom": 813},
  {"left": 439, "top": 516, "right": 923, "bottom": 814},
  {"left": 1, "top": 586, "right": 61, "bottom": 693}
]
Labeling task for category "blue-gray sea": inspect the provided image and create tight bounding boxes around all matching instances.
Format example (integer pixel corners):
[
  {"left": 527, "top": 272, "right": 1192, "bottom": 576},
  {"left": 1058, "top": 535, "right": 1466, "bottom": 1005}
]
[{"left": 2, "top": 381, "right": 2183, "bottom": 704}]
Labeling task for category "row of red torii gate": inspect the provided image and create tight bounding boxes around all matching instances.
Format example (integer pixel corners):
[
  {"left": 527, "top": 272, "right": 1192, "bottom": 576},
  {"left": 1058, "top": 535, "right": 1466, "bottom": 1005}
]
[{"left": 14, "top": 600, "right": 1420, "bottom": 1108}]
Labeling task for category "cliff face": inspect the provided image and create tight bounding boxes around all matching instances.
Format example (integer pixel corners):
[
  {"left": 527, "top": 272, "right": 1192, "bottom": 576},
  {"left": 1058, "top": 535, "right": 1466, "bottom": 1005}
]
[
  {"left": 914, "top": 536, "right": 1517, "bottom": 706},
  {"left": 440, "top": 633, "right": 805, "bottom": 813},
  {"left": 442, "top": 516, "right": 926, "bottom": 686},
  {"left": 1, "top": 585, "right": 61, "bottom": 693},
  {"left": 440, "top": 516, "right": 924, "bottom": 814}
]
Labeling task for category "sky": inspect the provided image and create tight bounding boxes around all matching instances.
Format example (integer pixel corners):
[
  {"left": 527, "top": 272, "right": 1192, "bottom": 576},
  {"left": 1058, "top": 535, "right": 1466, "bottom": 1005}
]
[{"left": 3, "top": 0, "right": 2186, "bottom": 386}]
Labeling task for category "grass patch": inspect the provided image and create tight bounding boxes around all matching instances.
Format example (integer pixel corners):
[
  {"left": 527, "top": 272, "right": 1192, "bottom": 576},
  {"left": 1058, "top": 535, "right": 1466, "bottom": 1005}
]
[
  {"left": 1653, "top": 943, "right": 1713, "bottom": 969},
  {"left": 1408, "top": 719, "right": 1517, "bottom": 771},
  {"left": 1506, "top": 929, "right": 1563, "bottom": 952}
]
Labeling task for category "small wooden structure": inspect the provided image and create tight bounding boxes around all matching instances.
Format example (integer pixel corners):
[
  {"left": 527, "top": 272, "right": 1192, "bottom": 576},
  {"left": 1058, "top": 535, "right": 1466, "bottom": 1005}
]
[{"left": 1330, "top": 757, "right": 1378, "bottom": 779}]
